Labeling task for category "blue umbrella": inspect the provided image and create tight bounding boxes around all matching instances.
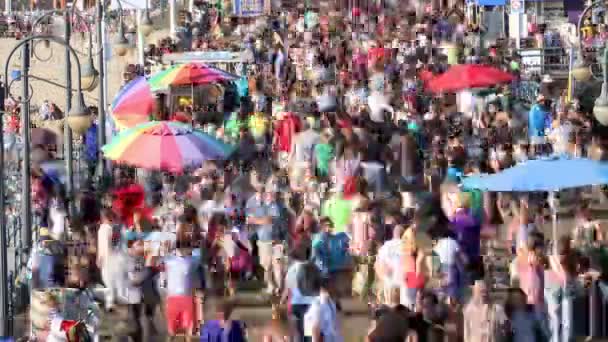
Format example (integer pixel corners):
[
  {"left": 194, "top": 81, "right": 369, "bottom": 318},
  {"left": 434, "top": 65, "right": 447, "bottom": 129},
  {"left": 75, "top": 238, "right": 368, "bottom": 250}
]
[
  {"left": 462, "top": 156, "right": 608, "bottom": 251},
  {"left": 462, "top": 156, "right": 608, "bottom": 192}
]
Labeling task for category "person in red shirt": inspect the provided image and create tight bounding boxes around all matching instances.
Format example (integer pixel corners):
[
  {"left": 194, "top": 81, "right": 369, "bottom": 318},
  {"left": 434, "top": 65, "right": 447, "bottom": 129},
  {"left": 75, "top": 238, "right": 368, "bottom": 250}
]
[
  {"left": 7, "top": 108, "right": 20, "bottom": 134},
  {"left": 273, "top": 111, "right": 301, "bottom": 168}
]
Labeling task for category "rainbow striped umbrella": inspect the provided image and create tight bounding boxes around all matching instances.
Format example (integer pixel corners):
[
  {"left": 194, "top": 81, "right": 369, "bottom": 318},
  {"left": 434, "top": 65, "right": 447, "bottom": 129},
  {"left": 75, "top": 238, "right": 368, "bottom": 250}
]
[
  {"left": 101, "top": 121, "right": 235, "bottom": 173},
  {"left": 111, "top": 77, "right": 156, "bottom": 130},
  {"left": 148, "top": 62, "right": 239, "bottom": 92}
]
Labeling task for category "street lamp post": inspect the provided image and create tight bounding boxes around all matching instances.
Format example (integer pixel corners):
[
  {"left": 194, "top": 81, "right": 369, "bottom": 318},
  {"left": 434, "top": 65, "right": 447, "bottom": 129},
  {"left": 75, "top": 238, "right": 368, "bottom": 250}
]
[
  {"left": 21, "top": 37, "right": 32, "bottom": 261},
  {"left": 97, "top": 0, "right": 107, "bottom": 180},
  {"left": 113, "top": 0, "right": 131, "bottom": 57},
  {"left": 1, "top": 34, "right": 91, "bottom": 335},
  {"left": 0, "top": 81, "right": 9, "bottom": 338},
  {"left": 573, "top": 0, "right": 604, "bottom": 82},
  {"left": 594, "top": 43, "right": 608, "bottom": 125},
  {"left": 30, "top": 1, "right": 147, "bottom": 189},
  {"left": 65, "top": 9, "right": 75, "bottom": 215}
]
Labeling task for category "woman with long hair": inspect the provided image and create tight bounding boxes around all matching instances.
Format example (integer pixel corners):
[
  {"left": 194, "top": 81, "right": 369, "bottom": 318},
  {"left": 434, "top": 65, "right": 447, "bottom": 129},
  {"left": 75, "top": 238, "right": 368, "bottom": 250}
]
[
  {"left": 401, "top": 226, "right": 427, "bottom": 310},
  {"left": 545, "top": 237, "right": 578, "bottom": 342}
]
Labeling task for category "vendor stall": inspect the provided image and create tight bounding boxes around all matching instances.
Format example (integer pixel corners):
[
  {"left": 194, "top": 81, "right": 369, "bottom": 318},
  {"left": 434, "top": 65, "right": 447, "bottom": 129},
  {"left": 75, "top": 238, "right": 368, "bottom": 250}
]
[{"left": 161, "top": 51, "right": 244, "bottom": 75}]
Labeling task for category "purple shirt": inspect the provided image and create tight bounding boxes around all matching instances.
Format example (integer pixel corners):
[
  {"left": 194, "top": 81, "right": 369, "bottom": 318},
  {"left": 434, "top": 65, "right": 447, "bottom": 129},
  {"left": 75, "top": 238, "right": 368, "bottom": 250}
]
[{"left": 451, "top": 209, "right": 481, "bottom": 259}]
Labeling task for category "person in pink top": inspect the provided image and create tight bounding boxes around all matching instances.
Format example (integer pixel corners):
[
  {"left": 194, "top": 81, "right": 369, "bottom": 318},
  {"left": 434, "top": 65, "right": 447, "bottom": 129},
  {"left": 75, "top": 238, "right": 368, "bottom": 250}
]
[
  {"left": 513, "top": 232, "right": 545, "bottom": 313},
  {"left": 349, "top": 199, "right": 373, "bottom": 256}
]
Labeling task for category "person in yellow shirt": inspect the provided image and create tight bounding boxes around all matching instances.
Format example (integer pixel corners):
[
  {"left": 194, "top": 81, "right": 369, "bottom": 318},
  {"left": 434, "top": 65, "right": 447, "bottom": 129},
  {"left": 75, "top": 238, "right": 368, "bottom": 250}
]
[{"left": 248, "top": 111, "right": 270, "bottom": 156}]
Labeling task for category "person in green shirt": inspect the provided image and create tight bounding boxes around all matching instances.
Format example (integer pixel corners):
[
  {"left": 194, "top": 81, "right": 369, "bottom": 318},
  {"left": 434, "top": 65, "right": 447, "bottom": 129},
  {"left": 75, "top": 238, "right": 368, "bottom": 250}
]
[
  {"left": 224, "top": 111, "right": 247, "bottom": 143},
  {"left": 314, "top": 131, "right": 335, "bottom": 179},
  {"left": 321, "top": 189, "right": 354, "bottom": 234}
]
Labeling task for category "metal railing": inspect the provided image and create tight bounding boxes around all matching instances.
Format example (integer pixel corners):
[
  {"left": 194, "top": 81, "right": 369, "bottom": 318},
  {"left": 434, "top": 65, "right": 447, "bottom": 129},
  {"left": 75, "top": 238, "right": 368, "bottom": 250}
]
[
  {"left": 517, "top": 47, "right": 570, "bottom": 77},
  {"left": 2, "top": 140, "right": 25, "bottom": 335},
  {"left": 513, "top": 79, "right": 540, "bottom": 106}
]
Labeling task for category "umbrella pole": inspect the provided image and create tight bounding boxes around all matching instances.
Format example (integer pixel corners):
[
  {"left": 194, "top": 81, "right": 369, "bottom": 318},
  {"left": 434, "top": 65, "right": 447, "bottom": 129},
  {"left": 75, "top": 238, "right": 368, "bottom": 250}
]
[{"left": 551, "top": 191, "right": 558, "bottom": 255}]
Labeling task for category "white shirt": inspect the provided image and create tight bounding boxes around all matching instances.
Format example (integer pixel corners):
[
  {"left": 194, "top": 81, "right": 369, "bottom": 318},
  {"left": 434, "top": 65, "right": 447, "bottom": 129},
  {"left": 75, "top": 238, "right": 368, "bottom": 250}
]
[
  {"left": 105, "top": 250, "right": 142, "bottom": 306},
  {"left": 285, "top": 261, "right": 315, "bottom": 305},
  {"left": 48, "top": 313, "right": 68, "bottom": 342},
  {"left": 293, "top": 130, "right": 320, "bottom": 163},
  {"left": 368, "top": 92, "right": 394, "bottom": 123},
  {"left": 433, "top": 237, "right": 460, "bottom": 266},
  {"left": 97, "top": 223, "right": 113, "bottom": 270},
  {"left": 377, "top": 239, "right": 404, "bottom": 286},
  {"left": 304, "top": 294, "right": 343, "bottom": 342},
  {"left": 550, "top": 123, "right": 572, "bottom": 155},
  {"left": 198, "top": 199, "right": 224, "bottom": 217},
  {"left": 49, "top": 206, "right": 66, "bottom": 241}
]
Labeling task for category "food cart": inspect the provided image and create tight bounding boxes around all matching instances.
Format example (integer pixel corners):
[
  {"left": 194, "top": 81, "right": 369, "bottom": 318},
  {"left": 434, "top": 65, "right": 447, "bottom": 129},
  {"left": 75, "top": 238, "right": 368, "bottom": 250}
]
[{"left": 159, "top": 51, "right": 245, "bottom": 114}]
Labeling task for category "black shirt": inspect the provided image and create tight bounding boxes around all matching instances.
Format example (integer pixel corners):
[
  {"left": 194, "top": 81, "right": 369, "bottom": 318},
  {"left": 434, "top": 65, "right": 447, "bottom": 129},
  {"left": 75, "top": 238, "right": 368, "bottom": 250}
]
[{"left": 409, "top": 312, "right": 445, "bottom": 342}]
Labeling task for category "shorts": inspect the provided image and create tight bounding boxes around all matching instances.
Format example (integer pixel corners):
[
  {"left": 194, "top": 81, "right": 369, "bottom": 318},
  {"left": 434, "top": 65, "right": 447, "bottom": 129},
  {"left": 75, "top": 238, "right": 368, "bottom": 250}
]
[
  {"left": 529, "top": 135, "right": 546, "bottom": 146},
  {"left": 257, "top": 240, "right": 274, "bottom": 271},
  {"left": 290, "top": 162, "right": 311, "bottom": 188},
  {"left": 401, "top": 287, "right": 417, "bottom": 310},
  {"left": 166, "top": 295, "right": 195, "bottom": 335}
]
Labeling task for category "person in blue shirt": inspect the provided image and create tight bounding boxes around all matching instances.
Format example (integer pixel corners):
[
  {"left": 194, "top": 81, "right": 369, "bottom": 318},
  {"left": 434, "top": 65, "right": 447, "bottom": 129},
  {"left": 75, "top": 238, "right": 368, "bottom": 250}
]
[
  {"left": 246, "top": 187, "right": 281, "bottom": 294},
  {"left": 84, "top": 116, "right": 98, "bottom": 180},
  {"left": 162, "top": 230, "right": 204, "bottom": 337},
  {"left": 528, "top": 95, "right": 552, "bottom": 155}
]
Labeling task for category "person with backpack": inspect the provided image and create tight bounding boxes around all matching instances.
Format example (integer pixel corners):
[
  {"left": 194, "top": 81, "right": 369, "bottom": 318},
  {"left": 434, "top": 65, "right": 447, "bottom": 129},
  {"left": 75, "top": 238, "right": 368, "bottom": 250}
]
[
  {"left": 200, "top": 301, "right": 247, "bottom": 342},
  {"left": 281, "top": 245, "right": 321, "bottom": 342},
  {"left": 311, "top": 217, "right": 353, "bottom": 311}
]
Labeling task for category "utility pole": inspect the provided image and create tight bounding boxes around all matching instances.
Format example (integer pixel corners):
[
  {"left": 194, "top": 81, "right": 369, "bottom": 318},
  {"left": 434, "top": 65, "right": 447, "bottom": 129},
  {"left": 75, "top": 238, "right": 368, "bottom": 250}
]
[
  {"left": 21, "top": 42, "right": 32, "bottom": 253},
  {"left": 65, "top": 9, "right": 75, "bottom": 216},
  {"left": 97, "top": 0, "right": 107, "bottom": 180},
  {"left": 0, "top": 79, "right": 10, "bottom": 337}
]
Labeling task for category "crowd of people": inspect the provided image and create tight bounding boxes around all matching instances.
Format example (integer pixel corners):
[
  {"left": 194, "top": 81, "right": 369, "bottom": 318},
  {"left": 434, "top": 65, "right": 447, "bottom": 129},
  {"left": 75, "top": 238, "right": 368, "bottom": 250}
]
[{"left": 6, "top": 0, "right": 608, "bottom": 342}]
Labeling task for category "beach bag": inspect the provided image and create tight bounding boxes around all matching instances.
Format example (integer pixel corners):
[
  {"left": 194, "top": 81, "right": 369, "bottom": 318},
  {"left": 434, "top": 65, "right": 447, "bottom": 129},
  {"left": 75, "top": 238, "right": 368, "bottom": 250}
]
[
  {"left": 201, "top": 320, "right": 246, "bottom": 342},
  {"left": 297, "top": 261, "right": 322, "bottom": 297}
]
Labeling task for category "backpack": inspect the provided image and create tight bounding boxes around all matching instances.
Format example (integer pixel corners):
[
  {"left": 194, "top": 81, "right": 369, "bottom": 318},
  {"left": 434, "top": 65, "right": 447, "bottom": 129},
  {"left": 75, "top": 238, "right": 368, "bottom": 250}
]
[
  {"left": 201, "top": 320, "right": 247, "bottom": 342},
  {"left": 312, "top": 232, "right": 352, "bottom": 274},
  {"left": 297, "top": 262, "right": 322, "bottom": 297}
]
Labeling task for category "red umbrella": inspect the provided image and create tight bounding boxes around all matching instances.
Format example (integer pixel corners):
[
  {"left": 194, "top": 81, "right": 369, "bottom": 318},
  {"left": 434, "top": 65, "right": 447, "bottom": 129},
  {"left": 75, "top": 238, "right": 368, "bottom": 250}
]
[{"left": 426, "top": 64, "right": 514, "bottom": 93}]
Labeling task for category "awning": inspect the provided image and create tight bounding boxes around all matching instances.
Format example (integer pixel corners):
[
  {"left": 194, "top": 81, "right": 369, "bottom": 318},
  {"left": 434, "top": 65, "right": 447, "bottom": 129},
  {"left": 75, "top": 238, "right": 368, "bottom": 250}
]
[{"left": 475, "top": 0, "right": 506, "bottom": 5}]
